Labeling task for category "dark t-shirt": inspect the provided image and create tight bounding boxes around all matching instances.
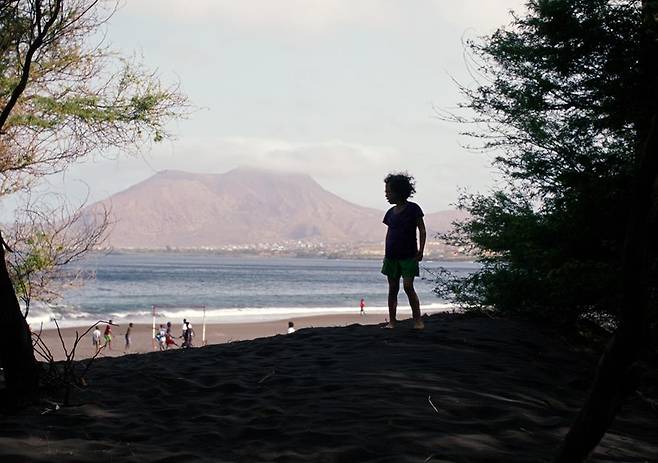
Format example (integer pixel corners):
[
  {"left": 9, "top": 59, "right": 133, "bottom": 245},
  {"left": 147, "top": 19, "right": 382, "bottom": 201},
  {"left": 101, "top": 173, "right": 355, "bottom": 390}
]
[{"left": 383, "top": 201, "right": 424, "bottom": 259}]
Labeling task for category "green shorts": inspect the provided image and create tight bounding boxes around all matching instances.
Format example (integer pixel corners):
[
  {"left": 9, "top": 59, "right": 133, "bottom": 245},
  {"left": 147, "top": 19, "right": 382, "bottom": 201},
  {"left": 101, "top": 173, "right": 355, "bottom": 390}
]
[{"left": 381, "top": 257, "right": 419, "bottom": 279}]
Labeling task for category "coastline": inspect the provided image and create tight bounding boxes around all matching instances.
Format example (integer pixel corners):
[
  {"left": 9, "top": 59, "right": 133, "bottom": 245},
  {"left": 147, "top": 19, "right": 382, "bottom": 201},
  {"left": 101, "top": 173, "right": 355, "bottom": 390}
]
[
  {"left": 71, "top": 247, "right": 476, "bottom": 261},
  {"left": 26, "top": 303, "right": 455, "bottom": 330},
  {"left": 35, "top": 312, "right": 395, "bottom": 362}
]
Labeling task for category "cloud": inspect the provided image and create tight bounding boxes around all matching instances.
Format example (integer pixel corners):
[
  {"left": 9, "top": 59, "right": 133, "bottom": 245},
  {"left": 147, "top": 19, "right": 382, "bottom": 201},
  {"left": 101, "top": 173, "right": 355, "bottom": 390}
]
[
  {"left": 435, "top": 0, "right": 527, "bottom": 31},
  {"left": 0, "top": 133, "right": 497, "bottom": 221},
  {"left": 122, "top": 0, "right": 401, "bottom": 31},
  {"left": 147, "top": 136, "right": 400, "bottom": 179},
  {"left": 122, "top": 0, "right": 527, "bottom": 34},
  {"left": 54, "top": 135, "right": 491, "bottom": 211}
]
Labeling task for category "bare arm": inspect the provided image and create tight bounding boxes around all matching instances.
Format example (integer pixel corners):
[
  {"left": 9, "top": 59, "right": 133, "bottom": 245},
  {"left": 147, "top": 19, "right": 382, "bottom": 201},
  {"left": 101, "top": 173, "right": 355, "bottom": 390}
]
[{"left": 417, "top": 217, "right": 426, "bottom": 261}]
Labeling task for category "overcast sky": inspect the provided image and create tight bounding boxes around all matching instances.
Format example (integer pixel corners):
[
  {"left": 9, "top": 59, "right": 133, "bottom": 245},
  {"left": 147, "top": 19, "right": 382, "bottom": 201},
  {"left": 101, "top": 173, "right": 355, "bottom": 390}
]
[{"left": 5, "top": 0, "right": 527, "bottom": 217}]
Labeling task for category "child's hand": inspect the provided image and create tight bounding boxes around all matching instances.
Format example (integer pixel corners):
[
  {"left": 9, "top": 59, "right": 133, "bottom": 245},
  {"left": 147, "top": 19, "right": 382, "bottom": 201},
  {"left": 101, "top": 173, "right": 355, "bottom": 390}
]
[{"left": 416, "top": 251, "right": 424, "bottom": 262}]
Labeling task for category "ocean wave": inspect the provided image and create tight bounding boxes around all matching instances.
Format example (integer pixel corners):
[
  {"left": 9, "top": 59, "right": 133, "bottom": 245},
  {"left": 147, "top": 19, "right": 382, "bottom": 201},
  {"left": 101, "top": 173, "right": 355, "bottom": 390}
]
[
  {"left": 27, "top": 303, "right": 458, "bottom": 328},
  {"left": 25, "top": 302, "right": 96, "bottom": 330}
]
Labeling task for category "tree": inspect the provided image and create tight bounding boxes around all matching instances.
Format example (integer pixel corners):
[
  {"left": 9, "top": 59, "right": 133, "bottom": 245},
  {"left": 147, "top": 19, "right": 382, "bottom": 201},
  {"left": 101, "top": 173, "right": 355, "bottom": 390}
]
[
  {"left": 0, "top": 0, "right": 187, "bottom": 402},
  {"left": 6, "top": 195, "right": 110, "bottom": 317},
  {"left": 0, "top": 231, "right": 38, "bottom": 404},
  {"left": 439, "top": 0, "right": 657, "bottom": 460},
  {"left": 441, "top": 0, "right": 642, "bottom": 325}
]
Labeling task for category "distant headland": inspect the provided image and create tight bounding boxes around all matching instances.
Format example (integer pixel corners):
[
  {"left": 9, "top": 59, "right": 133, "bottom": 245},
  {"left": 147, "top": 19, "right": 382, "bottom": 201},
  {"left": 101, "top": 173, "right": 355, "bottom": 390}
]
[{"left": 84, "top": 167, "right": 468, "bottom": 258}]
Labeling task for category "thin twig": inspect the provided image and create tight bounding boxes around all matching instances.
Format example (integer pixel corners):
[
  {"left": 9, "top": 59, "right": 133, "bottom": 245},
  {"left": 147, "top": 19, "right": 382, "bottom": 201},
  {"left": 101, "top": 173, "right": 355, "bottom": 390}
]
[
  {"left": 428, "top": 395, "right": 440, "bottom": 414},
  {"left": 258, "top": 370, "right": 276, "bottom": 384},
  {"left": 78, "top": 344, "right": 106, "bottom": 379},
  {"left": 52, "top": 318, "right": 69, "bottom": 359}
]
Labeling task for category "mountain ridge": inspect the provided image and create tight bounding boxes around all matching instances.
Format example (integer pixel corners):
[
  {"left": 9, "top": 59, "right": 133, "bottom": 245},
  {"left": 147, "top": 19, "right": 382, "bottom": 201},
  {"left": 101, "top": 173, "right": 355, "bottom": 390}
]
[{"left": 86, "top": 168, "right": 465, "bottom": 250}]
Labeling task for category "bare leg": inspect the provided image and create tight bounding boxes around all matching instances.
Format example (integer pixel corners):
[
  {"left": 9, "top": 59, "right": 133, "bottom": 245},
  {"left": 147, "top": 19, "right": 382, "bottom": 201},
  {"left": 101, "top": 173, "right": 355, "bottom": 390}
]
[
  {"left": 403, "top": 277, "right": 424, "bottom": 329},
  {"left": 387, "top": 276, "right": 400, "bottom": 328}
]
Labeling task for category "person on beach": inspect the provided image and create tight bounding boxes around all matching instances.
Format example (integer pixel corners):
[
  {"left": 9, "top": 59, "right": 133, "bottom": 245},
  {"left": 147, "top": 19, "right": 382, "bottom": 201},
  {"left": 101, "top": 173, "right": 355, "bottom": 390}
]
[
  {"left": 124, "top": 322, "right": 133, "bottom": 353},
  {"left": 360, "top": 298, "right": 366, "bottom": 316},
  {"left": 287, "top": 321, "right": 296, "bottom": 334},
  {"left": 156, "top": 324, "right": 167, "bottom": 351},
  {"left": 103, "top": 320, "right": 114, "bottom": 350},
  {"left": 182, "top": 321, "right": 194, "bottom": 348},
  {"left": 381, "top": 172, "right": 426, "bottom": 330},
  {"left": 181, "top": 319, "right": 193, "bottom": 338},
  {"left": 92, "top": 326, "right": 102, "bottom": 352},
  {"left": 165, "top": 321, "right": 178, "bottom": 349}
]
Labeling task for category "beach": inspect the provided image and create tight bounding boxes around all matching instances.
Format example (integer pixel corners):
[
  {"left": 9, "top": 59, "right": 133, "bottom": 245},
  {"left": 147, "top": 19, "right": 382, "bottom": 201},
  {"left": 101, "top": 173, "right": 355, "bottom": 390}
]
[
  {"left": 1, "top": 312, "right": 656, "bottom": 462},
  {"left": 32, "top": 313, "right": 393, "bottom": 362}
]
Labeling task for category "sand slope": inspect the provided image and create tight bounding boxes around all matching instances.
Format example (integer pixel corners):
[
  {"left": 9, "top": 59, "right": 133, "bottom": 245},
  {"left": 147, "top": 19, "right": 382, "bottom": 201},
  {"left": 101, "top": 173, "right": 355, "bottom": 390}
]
[{"left": 1, "top": 313, "right": 656, "bottom": 462}]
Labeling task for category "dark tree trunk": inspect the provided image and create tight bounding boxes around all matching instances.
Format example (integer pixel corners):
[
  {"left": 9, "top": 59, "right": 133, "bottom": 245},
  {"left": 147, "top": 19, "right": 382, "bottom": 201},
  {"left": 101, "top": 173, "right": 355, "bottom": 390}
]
[
  {"left": 554, "top": 2, "right": 658, "bottom": 461},
  {"left": 0, "top": 233, "right": 39, "bottom": 407}
]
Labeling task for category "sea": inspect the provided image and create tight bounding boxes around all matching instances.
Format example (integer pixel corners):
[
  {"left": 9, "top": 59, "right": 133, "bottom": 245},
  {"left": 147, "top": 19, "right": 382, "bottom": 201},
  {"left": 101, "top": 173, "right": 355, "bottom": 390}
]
[{"left": 26, "top": 252, "right": 479, "bottom": 328}]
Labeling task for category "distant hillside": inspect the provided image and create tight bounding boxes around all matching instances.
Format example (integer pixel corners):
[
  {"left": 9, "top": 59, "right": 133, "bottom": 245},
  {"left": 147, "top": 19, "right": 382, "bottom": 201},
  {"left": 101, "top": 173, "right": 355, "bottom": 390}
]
[{"left": 86, "top": 167, "right": 466, "bottom": 249}]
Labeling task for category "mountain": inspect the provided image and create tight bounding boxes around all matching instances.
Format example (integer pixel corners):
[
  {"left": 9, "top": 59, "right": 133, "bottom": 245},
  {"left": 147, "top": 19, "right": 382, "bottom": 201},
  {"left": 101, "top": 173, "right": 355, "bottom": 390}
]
[{"left": 86, "top": 167, "right": 465, "bottom": 249}]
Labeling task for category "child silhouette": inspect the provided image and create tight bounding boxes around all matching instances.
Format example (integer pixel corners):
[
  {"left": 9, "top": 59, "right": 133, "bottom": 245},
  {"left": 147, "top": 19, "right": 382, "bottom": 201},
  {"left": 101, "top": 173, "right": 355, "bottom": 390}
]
[{"left": 381, "top": 172, "right": 426, "bottom": 329}]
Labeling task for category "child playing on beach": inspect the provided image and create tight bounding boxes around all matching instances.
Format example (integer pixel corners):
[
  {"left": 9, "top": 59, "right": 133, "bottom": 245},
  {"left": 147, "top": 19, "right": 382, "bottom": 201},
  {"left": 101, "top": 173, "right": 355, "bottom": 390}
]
[
  {"left": 359, "top": 298, "right": 366, "bottom": 316},
  {"left": 103, "top": 320, "right": 114, "bottom": 350},
  {"left": 381, "top": 172, "right": 426, "bottom": 329},
  {"left": 124, "top": 322, "right": 133, "bottom": 353},
  {"left": 92, "top": 326, "right": 101, "bottom": 352},
  {"left": 287, "top": 321, "right": 295, "bottom": 334},
  {"left": 165, "top": 321, "right": 178, "bottom": 349},
  {"left": 182, "top": 321, "right": 194, "bottom": 348},
  {"left": 181, "top": 319, "right": 192, "bottom": 338},
  {"left": 156, "top": 324, "right": 167, "bottom": 351}
]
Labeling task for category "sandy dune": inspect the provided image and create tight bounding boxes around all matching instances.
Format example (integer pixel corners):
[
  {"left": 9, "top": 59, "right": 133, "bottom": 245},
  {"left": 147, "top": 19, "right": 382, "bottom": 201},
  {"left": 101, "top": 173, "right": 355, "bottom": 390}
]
[{"left": 1, "top": 313, "right": 656, "bottom": 462}]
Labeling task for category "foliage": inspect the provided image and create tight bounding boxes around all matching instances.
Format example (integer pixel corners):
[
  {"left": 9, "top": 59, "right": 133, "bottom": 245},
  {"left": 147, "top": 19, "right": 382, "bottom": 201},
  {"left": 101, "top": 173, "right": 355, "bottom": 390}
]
[
  {"left": 5, "top": 195, "right": 110, "bottom": 316},
  {"left": 437, "top": 0, "right": 645, "bottom": 326},
  {"left": 1, "top": 0, "right": 187, "bottom": 194},
  {"left": 0, "top": 0, "right": 187, "bottom": 310}
]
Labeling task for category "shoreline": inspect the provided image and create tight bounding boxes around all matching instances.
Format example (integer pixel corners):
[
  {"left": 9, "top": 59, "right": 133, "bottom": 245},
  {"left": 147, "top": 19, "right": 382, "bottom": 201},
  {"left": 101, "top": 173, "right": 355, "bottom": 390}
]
[
  {"left": 84, "top": 248, "right": 475, "bottom": 261},
  {"left": 34, "top": 312, "right": 403, "bottom": 361},
  {"left": 27, "top": 304, "right": 455, "bottom": 330}
]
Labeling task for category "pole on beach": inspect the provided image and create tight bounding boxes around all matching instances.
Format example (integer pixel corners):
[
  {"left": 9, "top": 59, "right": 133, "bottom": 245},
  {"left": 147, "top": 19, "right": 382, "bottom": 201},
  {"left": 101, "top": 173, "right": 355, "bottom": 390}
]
[
  {"left": 202, "top": 305, "right": 206, "bottom": 346},
  {"left": 151, "top": 305, "right": 156, "bottom": 351}
]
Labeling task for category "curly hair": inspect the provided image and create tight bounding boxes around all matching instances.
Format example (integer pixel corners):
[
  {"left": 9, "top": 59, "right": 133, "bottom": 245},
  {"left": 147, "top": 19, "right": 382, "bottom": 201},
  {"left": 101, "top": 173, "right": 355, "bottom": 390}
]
[{"left": 384, "top": 172, "right": 416, "bottom": 199}]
